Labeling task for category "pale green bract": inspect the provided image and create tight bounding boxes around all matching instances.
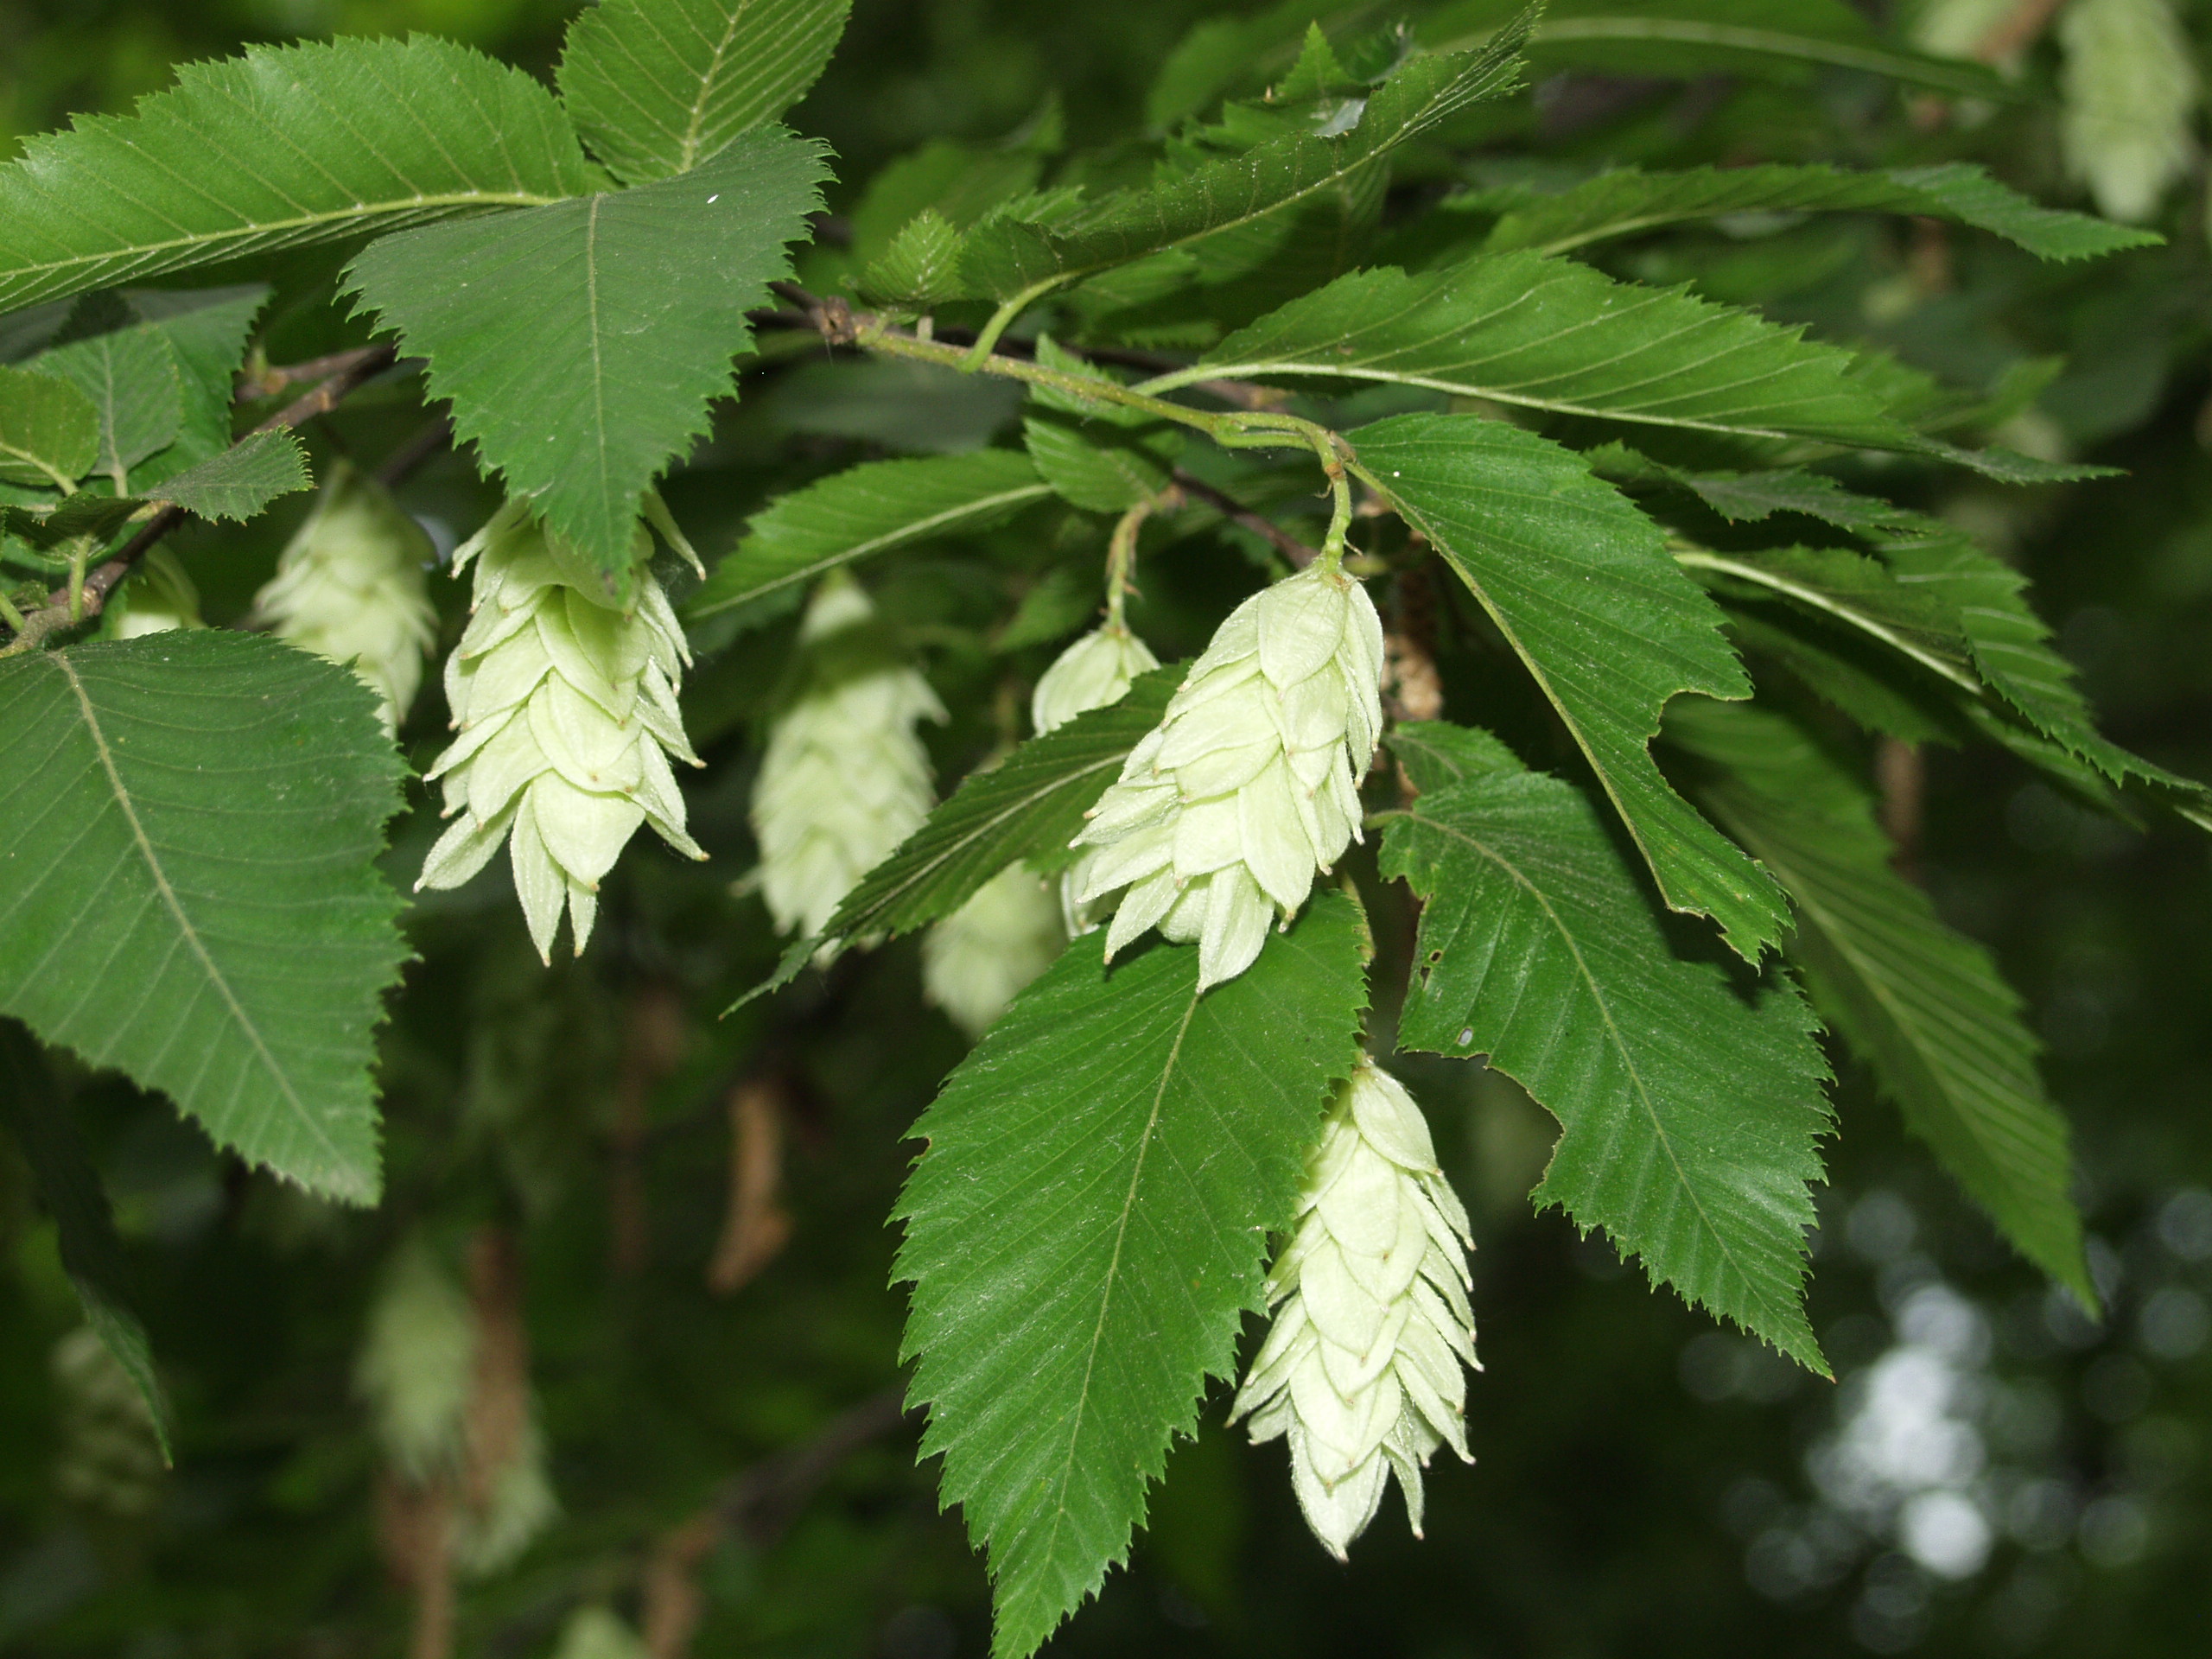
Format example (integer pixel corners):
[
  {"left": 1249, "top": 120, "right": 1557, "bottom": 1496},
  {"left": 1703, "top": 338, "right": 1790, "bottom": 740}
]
[
  {"left": 249, "top": 460, "right": 435, "bottom": 736},
  {"left": 1071, "top": 563, "right": 1382, "bottom": 990},
  {"left": 920, "top": 862, "right": 1065, "bottom": 1039},
  {"left": 1230, "top": 1058, "right": 1477, "bottom": 1561},
  {"left": 417, "top": 501, "right": 705, "bottom": 963},
  {"left": 1030, "top": 620, "right": 1159, "bottom": 738},
  {"left": 549, "top": 1606, "right": 652, "bottom": 1659},
  {"left": 752, "top": 575, "right": 943, "bottom": 939},
  {"left": 2059, "top": 0, "right": 2201, "bottom": 222}
]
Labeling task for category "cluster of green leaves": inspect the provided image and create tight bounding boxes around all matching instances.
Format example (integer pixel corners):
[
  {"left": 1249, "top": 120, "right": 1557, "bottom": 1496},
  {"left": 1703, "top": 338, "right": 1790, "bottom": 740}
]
[{"left": 3, "top": 2, "right": 2209, "bottom": 1656}]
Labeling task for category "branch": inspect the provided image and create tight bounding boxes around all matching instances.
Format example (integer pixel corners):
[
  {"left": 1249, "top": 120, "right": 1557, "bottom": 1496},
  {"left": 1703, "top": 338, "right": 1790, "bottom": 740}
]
[
  {"left": 3, "top": 344, "right": 399, "bottom": 653},
  {"left": 1172, "top": 468, "right": 1321, "bottom": 569}
]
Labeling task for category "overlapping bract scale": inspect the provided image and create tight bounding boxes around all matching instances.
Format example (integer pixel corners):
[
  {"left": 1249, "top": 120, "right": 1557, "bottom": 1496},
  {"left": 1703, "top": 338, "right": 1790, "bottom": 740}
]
[
  {"left": 752, "top": 575, "right": 944, "bottom": 940},
  {"left": 1030, "top": 620, "right": 1160, "bottom": 737},
  {"left": 1230, "top": 1059, "right": 1478, "bottom": 1559},
  {"left": 417, "top": 500, "right": 704, "bottom": 960},
  {"left": 921, "top": 862, "right": 1065, "bottom": 1039},
  {"left": 1071, "top": 563, "right": 1382, "bottom": 989}
]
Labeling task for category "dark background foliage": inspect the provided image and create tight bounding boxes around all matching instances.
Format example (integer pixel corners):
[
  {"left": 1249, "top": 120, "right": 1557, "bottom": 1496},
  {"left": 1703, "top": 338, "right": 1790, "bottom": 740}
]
[{"left": 1, "top": 2, "right": 2208, "bottom": 1656}]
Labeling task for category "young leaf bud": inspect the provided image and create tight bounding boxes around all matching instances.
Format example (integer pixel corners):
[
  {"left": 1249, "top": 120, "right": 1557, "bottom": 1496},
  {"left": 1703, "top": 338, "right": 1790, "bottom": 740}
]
[
  {"left": 417, "top": 500, "right": 706, "bottom": 963},
  {"left": 249, "top": 458, "right": 436, "bottom": 736},
  {"left": 1230, "top": 1059, "right": 1478, "bottom": 1560},
  {"left": 922, "top": 861, "right": 1065, "bottom": 1038},
  {"left": 2060, "top": 0, "right": 2199, "bottom": 223},
  {"left": 752, "top": 575, "right": 944, "bottom": 939},
  {"left": 1070, "top": 562, "right": 1383, "bottom": 989}
]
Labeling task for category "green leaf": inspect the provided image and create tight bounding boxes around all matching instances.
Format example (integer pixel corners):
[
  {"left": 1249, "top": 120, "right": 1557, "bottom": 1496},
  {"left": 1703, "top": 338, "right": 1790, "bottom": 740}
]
[
  {"left": 1881, "top": 531, "right": 2212, "bottom": 808},
  {"left": 823, "top": 664, "right": 1180, "bottom": 948},
  {"left": 0, "top": 364, "right": 99, "bottom": 490},
  {"left": 0, "top": 36, "right": 603, "bottom": 314},
  {"left": 1665, "top": 697, "right": 2094, "bottom": 1306},
  {"left": 957, "top": 24, "right": 1531, "bottom": 306},
  {"left": 1179, "top": 251, "right": 1925, "bottom": 454},
  {"left": 346, "top": 130, "right": 831, "bottom": 582},
  {"left": 858, "top": 207, "right": 967, "bottom": 306},
  {"left": 155, "top": 428, "right": 312, "bottom": 522},
  {"left": 0, "top": 632, "right": 409, "bottom": 1203},
  {"left": 0, "top": 1020, "right": 174, "bottom": 1459},
  {"left": 1505, "top": 0, "right": 2015, "bottom": 98},
  {"left": 896, "top": 890, "right": 1369, "bottom": 1658},
  {"left": 29, "top": 327, "right": 182, "bottom": 494},
  {"left": 1021, "top": 338, "right": 1181, "bottom": 513},
  {"left": 1478, "top": 162, "right": 2160, "bottom": 261},
  {"left": 1386, "top": 719, "right": 1525, "bottom": 794},
  {"left": 126, "top": 285, "right": 269, "bottom": 481},
  {"left": 557, "top": 0, "right": 851, "bottom": 185},
  {"left": 1675, "top": 544, "right": 1982, "bottom": 696},
  {"left": 1, "top": 429, "right": 312, "bottom": 550},
  {"left": 683, "top": 450, "right": 1052, "bottom": 622},
  {"left": 1380, "top": 767, "right": 1831, "bottom": 1370},
  {"left": 1354, "top": 412, "right": 1790, "bottom": 959}
]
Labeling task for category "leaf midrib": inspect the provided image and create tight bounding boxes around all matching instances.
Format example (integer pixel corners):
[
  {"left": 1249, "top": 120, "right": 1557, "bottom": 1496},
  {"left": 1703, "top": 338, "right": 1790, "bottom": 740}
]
[
  {"left": 48, "top": 654, "right": 340, "bottom": 1168},
  {"left": 1025, "top": 977, "right": 1201, "bottom": 1618}
]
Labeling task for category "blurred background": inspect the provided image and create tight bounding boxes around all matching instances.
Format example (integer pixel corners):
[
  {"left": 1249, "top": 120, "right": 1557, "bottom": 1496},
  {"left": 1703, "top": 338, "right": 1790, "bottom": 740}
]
[{"left": 1, "top": 2, "right": 2209, "bottom": 1655}]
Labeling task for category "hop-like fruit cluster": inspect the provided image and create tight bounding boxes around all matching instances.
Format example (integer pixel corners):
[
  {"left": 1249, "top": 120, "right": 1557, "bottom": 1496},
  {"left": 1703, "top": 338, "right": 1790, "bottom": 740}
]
[
  {"left": 922, "top": 862, "right": 1065, "bottom": 1037},
  {"left": 1071, "top": 563, "right": 1382, "bottom": 988},
  {"left": 249, "top": 459, "right": 436, "bottom": 735},
  {"left": 1230, "top": 1059, "right": 1477, "bottom": 1560},
  {"left": 2061, "top": 0, "right": 2199, "bottom": 222},
  {"left": 104, "top": 547, "right": 207, "bottom": 639},
  {"left": 752, "top": 575, "right": 943, "bottom": 939},
  {"left": 354, "top": 1239, "right": 556, "bottom": 1579},
  {"left": 417, "top": 501, "right": 704, "bottom": 963},
  {"left": 50, "top": 1328, "right": 163, "bottom": 1518},
  {"left": 1031, "top": 620, "right": 1160, "bottom": 736}
]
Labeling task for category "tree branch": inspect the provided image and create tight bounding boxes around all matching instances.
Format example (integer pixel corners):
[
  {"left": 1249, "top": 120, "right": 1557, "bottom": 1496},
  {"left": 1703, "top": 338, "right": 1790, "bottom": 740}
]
[
  {"left": 1171, "top": 468, "right": 1321, "bottom": 568},
  {"left": 3, "top": 344, "right": 400, "bottom": 653}
]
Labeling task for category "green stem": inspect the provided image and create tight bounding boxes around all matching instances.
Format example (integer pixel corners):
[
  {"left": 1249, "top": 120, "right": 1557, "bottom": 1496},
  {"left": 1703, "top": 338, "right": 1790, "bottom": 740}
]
[
  {"left": 1103, "top": 498, "right": 1157, "bottom": 629},
  {"left": 67, "top": 540, "right": 89, "bottom": 625},
  {"left": 0, "top": 588, "right": 24, "bottom": 634}
]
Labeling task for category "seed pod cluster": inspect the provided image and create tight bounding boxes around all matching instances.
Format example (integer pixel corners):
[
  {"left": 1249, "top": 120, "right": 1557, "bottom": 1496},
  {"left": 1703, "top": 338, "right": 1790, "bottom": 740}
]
[
  {"left": 1231, "top": 1059, "right": 1477, "bottom": 1560},
  {"left": 1030, "top": 620, "right": 1159, "bottom": 737},
  {"left": 752, "top": 575, "right": 943, "bottom": 940},
  {"left": 1071, "top": 563, "right": 1382, "bottom": 989},
  {"left": 2061, "top": 0, "right": 2200, "bottom": 222},
  {"left": 417, "top": 501, "right": 704, "bottom": 962},
  {"left": 250, "top": 459, "right": 436, "bottom": 735},
  {"left": 922, "top": 861, "right": 1065, "bottom": 1038},
  {"left": 51, "top": 1327, "right": 164, "bottom": 1519}
]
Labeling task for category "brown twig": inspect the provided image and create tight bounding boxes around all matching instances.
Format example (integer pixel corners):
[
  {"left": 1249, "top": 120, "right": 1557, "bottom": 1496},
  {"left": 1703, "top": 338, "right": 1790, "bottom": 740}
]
[
  {"left": 706, "top": 1080, "right": 793, "bottom": 1295},
  {"left": 1876, "top": 737, "right": 1925, "bottom": 881},
  {"left": 609, "top": 984, "right": 690, "bottom": 1278},
  {"left": 234, "top": 343, "right": 395, "bottom": 403},
  {"left": 3, "top": 343, "right": 401, "bottom": 652},
  {"left": 640, "top": 1388, "right": 918, "bottom": 1659},
  {"left": 1170, "top": 467, "right": 1321, "bottom": 568},
  {"left": 377, "top": 416, "right": 454, "bottom": 490},
  {"left": 1975, "top": 0, "right": 2067, "bottom": 66}
]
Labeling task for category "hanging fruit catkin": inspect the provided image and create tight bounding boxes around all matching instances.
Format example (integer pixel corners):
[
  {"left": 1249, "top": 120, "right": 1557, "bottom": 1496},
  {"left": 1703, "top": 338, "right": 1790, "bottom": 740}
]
[
  {"left": 2060, "top": 0, "right": 2201, "bottom": 223},
  {"left": 752, "top": 574, "right": 943, "bottom": 940},
  {"left": 417, "top": 500, "right": 705, "bottom": 962},
  {"left": 1030, "top": 619, "right": 1159, "bottom": 737},
  {"left": 1070, "top": 562, "right": 1382, "bottom": 989},
  {"left": 50, "top": 1327, "right": 164, "bottom": 1519},
  {"left": 249, "top": 458, "right": 436, "bottom": 736},
  {"left": 922, "top": 861, "right": 1065, "bottom": 1037},
  {"left": 101, "top": 547, "right": 207, "bottom": 639},
  {"left": 1230, "top": 1059, "right": 1477, "bottom": 1560}
]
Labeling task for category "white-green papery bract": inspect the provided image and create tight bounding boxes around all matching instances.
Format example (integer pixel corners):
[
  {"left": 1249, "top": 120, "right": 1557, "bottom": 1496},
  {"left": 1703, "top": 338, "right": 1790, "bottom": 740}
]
[
  {"left": 249, "top": 458, "right": 436, "bottom": 735},
  {"left": 417, "top": 500, "right": 704, "bottom": 963},
  {"left": 922, "top": 862, "right": 1065, "bottom": 1038},
  {"left": 1230, "top": 1059, "right": 1477, "bottom": 1560},
  {"left": 2060, "top": 0, "right": 2200, "bottom": 222},
  {"left": 753, "top": 575, "right": 943, "bottom": 940},
  {"left": 1071, "top": 562, "right": 1382, "bottom": 989},
  {"left": 1031, "top": 620, "right": 1159, "bottom": 736}
]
